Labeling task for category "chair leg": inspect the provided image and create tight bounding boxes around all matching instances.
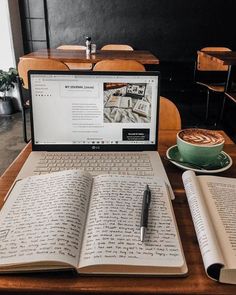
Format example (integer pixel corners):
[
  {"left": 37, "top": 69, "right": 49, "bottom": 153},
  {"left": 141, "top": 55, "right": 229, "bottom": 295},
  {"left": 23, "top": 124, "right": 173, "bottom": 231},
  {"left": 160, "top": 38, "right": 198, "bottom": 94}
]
[
  {"left": 205, "top": 89, "right": 210, "bottom": 121},
  {"left": 218, "top": 94, "right": 226, "bottom": 125}
]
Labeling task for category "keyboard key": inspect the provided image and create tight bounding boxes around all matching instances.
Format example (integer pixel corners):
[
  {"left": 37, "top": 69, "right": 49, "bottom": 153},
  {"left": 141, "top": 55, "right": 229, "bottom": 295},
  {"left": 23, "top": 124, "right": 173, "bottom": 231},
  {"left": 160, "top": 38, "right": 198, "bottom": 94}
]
[{"left": 33, "top": 152, "right": 154, "bottom": 176}]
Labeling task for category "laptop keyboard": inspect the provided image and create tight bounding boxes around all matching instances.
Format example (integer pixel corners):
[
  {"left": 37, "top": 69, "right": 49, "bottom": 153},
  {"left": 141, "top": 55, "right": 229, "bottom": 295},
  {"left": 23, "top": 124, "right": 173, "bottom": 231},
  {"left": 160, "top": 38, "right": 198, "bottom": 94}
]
[{"left": 33, "top": 152, "right": 154, "bottom": 176}]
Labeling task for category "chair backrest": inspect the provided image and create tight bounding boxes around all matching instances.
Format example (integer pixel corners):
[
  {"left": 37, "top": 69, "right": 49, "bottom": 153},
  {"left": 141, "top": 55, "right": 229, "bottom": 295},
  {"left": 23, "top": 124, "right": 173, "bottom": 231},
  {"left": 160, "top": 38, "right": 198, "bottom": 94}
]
[
  {"left": 18, "top": 58, "right": 69, "bottom": 89},
  {"left": 57, "top": 45, "right": 86, "bottom": 50},
  {"left": 159, "top": 96, "right": 181, "bottom": 130},
  {"left": 93, "top": 59, "right": 145, "bottom": 71},
  {"left": 101, "top": 44, "right": 133, "bottom": 51},
  {"left": 197, "top": 47, "right": 231, "bottom": 71}
]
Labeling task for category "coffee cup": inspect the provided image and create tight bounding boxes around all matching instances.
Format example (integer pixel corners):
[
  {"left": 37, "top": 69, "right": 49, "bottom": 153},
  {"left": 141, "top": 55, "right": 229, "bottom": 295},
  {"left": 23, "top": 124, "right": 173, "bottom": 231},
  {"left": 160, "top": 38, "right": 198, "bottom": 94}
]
[{"left": 177, "top": 128, "right": 225, "bottom": 167}]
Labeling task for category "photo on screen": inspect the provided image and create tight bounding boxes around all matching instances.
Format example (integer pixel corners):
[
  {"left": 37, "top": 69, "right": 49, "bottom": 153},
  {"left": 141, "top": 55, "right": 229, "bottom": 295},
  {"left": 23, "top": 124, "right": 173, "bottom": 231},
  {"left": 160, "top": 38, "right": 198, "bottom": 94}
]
[{"left": 103, "top": 82, "right": 152, "bottom": 123}]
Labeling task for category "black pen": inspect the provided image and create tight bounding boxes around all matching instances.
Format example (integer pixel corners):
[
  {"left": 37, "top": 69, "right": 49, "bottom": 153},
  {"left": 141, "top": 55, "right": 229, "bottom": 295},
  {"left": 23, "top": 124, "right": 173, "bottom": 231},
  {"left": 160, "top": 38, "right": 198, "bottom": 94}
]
[{"left": 140, "top": 184, "right": 151, "bottom": 242}]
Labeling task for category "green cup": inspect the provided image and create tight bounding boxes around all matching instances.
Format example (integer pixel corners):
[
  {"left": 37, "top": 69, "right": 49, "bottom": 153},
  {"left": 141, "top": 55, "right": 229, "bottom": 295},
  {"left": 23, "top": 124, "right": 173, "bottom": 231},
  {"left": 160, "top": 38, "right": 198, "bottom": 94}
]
[{"left": 177, "top": 129, "right": 225, "bottom": 167}]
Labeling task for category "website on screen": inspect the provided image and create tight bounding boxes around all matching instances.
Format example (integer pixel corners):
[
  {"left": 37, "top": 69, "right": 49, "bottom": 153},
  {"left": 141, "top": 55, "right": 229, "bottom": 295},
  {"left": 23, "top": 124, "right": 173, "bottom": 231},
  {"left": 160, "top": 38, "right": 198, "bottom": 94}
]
[{"left": 30, "top": 74, "right": 158, "bottom": 145}]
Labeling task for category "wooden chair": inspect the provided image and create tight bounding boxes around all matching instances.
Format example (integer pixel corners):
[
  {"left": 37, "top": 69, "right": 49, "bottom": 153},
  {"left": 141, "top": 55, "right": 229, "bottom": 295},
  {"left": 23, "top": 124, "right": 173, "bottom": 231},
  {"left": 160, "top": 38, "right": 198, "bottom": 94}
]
[
  {"left": 93, "top": 59, "right": 145, "bottom": 71},
  {"left": 57, "top": 45, "right": 86, "bottom": 50},
  {"left": 159, "top": 96, "right": 181, "bottom": 130},
  {"left": 101, "top": 44, "right": 133, "bottom": 51},
  {"left": 17, "top": 58, "right": 69, "bottom": 143},
  {"left": 57, "top": 45, "right": 93, "bottom": 70},
  {"left": 194, "top": 47, "right": 231, "bottom": 122}
]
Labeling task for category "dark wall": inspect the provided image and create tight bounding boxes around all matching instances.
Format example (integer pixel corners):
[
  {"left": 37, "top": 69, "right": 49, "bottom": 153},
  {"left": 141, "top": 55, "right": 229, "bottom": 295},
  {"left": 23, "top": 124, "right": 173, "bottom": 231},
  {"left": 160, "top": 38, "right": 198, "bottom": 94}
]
[
  {"left": 46, "top": 0, "right": 236, "bottom": 62},
  {"left": 19, "top": 0, "right": 236, "bottom": 92}
]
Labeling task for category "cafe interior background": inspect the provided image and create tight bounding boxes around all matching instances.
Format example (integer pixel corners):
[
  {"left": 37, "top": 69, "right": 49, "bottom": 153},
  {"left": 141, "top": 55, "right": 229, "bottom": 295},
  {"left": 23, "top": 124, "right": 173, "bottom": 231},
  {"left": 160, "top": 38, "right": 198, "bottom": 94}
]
[{"left": 1, "top": 0, "right": 236, "bottom": 174}]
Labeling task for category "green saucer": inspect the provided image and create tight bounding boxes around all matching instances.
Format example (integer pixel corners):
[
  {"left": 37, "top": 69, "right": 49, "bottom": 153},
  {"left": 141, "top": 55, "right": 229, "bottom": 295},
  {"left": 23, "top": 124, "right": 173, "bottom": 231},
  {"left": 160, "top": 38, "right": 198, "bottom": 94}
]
[{"left": 166, "top": 145, "right": 232, "bottom": 173}]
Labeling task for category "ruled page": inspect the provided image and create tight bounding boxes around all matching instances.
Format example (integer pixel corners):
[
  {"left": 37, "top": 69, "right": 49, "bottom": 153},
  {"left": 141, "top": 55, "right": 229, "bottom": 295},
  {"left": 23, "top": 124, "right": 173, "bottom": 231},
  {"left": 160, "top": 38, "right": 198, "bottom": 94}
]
[
  {"left": 79, "top": 174, "right": 184, "bottom": 269},
  {"left": 197, "top": 175, "right": 236, "bottom": 284},
  {"left": 0, "top": 170, "right": 92, "bottom": 269},
  {"left": 182, "top": 170, "right": 225, "bottom": 280}
]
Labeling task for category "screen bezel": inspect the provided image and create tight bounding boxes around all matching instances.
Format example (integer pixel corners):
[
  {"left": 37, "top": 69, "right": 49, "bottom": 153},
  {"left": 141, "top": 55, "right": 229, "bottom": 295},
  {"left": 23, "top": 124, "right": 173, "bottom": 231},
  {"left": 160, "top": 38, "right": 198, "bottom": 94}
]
[{"left": 29, "top": 70, "right": 160, "bottom": 152}]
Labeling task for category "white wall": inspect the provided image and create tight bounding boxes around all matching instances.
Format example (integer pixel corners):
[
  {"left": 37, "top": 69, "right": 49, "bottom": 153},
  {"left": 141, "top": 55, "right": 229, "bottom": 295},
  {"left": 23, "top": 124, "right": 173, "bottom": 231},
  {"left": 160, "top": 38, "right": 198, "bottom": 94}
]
[{"left": 0, "top": 0, "right": 23, "bottom": 71}]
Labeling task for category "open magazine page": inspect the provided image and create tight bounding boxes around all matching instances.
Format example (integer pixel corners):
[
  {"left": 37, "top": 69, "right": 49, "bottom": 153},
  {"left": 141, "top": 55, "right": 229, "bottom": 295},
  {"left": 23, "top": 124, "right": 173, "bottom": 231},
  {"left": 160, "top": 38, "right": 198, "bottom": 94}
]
[
  {"left": 0, "top": 170, "right": 92, "bottom": 270},
  {"left": 197, "top": 175, "right": 236, "bottom": 284},
  {"left": 79, "top": 174, "right": 185, "bottom": 272},
  {"left": 182, "top": 170, "right": 224, "bottom": 280}
]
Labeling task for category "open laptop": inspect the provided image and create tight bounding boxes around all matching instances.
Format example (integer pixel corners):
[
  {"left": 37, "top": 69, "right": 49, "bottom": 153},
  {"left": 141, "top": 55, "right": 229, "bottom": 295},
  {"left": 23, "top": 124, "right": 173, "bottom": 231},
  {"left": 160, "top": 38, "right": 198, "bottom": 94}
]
[{"left": 17, "top": 70, "right": 174, "bottom": 199}]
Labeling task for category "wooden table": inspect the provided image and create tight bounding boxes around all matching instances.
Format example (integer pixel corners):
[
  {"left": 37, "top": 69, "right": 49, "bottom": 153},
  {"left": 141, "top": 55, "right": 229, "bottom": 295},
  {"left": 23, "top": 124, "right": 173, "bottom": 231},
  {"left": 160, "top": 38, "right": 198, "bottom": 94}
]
[
  {"left": 0, "top": 130, "right": 236, "bottom": 294},
  {"left": 20, "top": 49, "right": 160, "bottom": 65}
]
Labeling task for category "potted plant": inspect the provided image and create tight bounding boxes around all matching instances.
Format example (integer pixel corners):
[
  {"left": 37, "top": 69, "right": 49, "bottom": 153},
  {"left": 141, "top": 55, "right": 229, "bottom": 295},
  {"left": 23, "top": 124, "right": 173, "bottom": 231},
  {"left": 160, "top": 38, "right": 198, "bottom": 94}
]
[{"left": 0, "top": 68, "right": 18, "bottom": 115}]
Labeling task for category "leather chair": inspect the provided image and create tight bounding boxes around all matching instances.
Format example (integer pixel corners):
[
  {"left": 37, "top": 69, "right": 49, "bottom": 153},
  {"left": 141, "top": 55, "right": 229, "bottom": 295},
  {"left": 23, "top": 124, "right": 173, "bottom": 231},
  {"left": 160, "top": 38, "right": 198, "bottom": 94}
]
[
  {"left": 159, "top": 96, "right": 181, "bottom": 130},
  {"left": 93, "top": 59, "right": 145, "bottom": 71},
  {"left": 101, "top": 44, "right": 133, "bottom": 51}
]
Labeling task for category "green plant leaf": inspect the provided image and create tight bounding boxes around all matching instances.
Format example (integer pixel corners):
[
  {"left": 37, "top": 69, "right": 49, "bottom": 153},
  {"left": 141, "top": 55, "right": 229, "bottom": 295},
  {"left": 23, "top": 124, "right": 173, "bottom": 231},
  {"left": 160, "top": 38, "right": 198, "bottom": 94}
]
[{"left": 0, "top": 67, "right": 18, "bottom": 94}]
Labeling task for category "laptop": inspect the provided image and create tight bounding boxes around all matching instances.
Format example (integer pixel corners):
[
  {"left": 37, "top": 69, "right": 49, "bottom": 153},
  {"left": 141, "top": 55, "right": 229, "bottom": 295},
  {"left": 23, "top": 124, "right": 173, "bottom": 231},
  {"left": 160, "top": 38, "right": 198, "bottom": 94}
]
[{"left": 17, "top": 70, "right": 174, "bottom": 199}]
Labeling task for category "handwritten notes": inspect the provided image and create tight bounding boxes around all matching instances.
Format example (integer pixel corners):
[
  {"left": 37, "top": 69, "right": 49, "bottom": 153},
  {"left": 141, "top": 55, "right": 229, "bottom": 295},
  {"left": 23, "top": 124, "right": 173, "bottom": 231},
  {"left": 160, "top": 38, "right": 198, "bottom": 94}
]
[
  {"left": 0, "top": 171, "right": 185, "bottom": 273},
  {"left": 80, "top": 175, "right": 182, "bottom": 268},
  {"left": 0, "top": 170, "right": 92, "bottom": 267}
]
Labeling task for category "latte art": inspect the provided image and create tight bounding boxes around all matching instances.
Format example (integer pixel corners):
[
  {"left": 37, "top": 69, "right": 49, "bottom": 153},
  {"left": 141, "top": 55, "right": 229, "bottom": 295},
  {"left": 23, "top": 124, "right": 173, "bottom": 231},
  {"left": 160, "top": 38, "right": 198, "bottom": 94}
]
[{"left": 179, "top": 129, "right": 224, "bottom": 145}]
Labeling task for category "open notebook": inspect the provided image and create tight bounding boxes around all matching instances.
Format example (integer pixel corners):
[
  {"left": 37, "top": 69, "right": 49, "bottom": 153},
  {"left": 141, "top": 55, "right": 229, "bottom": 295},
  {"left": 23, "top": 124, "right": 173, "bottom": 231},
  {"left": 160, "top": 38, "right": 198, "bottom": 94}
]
[{"left": 0, "top": 170, "right": 187, "bottom": 275}]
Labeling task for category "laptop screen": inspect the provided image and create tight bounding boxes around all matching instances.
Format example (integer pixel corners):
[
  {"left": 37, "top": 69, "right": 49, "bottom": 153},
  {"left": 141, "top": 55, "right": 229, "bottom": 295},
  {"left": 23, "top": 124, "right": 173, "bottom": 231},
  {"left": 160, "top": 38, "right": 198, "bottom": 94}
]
[{"left": 29, "top": 71, "right": 160, "bottom": 151}]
